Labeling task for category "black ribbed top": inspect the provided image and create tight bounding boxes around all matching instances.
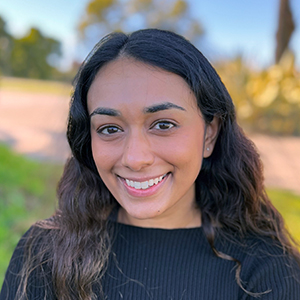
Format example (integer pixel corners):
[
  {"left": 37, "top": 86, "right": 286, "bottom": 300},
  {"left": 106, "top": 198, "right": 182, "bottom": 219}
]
[
  {"left": 1, "top": 223, "right": 300, "bottom": 299},
  {"left": 100, "top": 223, "right": 300, "bottom": 299}
]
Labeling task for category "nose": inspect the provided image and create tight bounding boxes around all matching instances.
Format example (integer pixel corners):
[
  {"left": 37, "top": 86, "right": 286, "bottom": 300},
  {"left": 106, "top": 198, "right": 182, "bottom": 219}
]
[{"left": 121, "top": 130, "right": 154, "bottom": 171}]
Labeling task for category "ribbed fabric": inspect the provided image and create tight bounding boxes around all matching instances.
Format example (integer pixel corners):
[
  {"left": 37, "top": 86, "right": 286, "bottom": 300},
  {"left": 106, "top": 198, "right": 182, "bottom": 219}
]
[
  {"left": 1, "top": 224, "right": 300, "bottom": 299},
  {"left": 100, "top": 223, "right": 300, "bottom": 299}
]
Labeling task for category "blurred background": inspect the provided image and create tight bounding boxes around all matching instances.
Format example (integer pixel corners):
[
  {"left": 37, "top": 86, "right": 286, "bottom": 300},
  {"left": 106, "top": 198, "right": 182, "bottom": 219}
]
[{"left": 0, "top": 0, "right": 300, "bottom": 285}]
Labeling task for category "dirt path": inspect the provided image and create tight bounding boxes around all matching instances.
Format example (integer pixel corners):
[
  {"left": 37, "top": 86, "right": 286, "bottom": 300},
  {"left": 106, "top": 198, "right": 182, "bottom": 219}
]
[
  {"left": 0, "top": 90, "right": 70, "bottom": 162},
  {"left": 0, "top": 90, "right": 299, "bottom": 194}
]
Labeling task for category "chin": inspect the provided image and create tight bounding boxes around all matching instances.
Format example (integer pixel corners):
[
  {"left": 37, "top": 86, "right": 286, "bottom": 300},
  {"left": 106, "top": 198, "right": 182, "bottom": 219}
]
[
  {"left": 130, "top": 207, "right": 162, "bottom": 219},
  {"left": 120, "top": 204, "right": 165, "bottom": 224}
]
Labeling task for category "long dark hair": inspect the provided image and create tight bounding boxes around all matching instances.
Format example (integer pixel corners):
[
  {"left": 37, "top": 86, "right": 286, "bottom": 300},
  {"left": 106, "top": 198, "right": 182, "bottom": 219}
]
[{"left": 18, "top": 29, "right": 299, "bottom": 299}]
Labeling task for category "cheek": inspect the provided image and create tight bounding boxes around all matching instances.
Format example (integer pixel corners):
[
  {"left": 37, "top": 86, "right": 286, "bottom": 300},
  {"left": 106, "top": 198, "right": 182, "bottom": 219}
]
[
  {"left": 91, "top": 136, "right": 119, "bottom": 173},
  {"left": 155, "top": 131, "right": 204, "bottom": 166}
]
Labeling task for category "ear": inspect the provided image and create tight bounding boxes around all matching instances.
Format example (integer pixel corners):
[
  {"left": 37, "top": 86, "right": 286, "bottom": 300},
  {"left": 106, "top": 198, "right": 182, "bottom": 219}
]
[{"left": 203, "top": 117, "right": 220, "bottom": 158}]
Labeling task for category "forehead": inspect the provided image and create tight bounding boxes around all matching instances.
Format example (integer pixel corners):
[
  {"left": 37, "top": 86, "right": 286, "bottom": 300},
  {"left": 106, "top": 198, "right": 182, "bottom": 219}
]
[{"left": 87, "top": 58, "right": 198, "bottom": 112}]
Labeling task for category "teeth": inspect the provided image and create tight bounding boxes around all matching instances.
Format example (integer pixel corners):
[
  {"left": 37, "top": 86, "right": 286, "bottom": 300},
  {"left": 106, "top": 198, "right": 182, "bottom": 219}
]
[
  {"left": 134, "top": 182, "right": 141, "bottom": 189},
  {"left": 141, "top": 181, "right": 149, "bottom": 189},
  {"left": 124, "top": 174, "right": 167, "bottom": 190}
]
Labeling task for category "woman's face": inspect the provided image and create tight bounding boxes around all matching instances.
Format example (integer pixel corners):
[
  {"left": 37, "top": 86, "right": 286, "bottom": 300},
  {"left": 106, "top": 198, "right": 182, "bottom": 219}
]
[{"left": 88, "top": 58, "right": 218, "bottom": 228}]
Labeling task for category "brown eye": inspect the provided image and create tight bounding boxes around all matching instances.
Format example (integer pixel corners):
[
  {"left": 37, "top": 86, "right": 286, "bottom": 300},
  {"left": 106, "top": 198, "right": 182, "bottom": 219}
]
[
  {"left": 153, "top": 121, "right": 175, "bottom": 130},
  {"left": 98, "top": 126, "right": 121, "bottom": 135}
]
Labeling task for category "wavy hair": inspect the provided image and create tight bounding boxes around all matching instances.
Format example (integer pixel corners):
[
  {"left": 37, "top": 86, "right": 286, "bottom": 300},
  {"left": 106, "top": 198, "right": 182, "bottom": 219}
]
[{"left": 18, "top": 29, "right": 300, "bottom": 299}]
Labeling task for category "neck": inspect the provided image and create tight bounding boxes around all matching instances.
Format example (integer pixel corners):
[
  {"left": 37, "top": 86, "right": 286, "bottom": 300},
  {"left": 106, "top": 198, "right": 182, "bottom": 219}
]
[{"left": 117, "top": 206, "right": 202, "bottom": 229}]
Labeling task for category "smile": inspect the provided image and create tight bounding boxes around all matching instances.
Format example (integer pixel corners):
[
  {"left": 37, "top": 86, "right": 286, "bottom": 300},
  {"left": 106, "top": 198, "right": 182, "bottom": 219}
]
[{"left": 125, "top": 174, "right": 167, "bottom": 190}]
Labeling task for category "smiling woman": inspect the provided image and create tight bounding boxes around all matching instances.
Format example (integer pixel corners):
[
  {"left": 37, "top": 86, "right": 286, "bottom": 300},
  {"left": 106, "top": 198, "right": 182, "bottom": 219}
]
[
  {"left": 1, "top": 29, "right": 300, "bottom": 300},
  {"left": 87, "top": 58, "right": 217, "bottom": 228}
]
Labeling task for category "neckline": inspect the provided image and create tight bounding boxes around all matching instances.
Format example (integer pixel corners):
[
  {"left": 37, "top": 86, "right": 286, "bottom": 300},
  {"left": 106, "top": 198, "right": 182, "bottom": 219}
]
[
  {"left": 112, "top": 220, "right": 203, "bottom": 232},
  {"left": 108, "top": 205, "right": 202, "bottom": 231}
]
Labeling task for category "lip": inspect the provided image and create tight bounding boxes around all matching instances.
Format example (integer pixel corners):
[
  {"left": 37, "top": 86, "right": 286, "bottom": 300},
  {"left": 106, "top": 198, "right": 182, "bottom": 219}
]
[{"left": 118, "top": 173, "right": 170, "bottom": 198}]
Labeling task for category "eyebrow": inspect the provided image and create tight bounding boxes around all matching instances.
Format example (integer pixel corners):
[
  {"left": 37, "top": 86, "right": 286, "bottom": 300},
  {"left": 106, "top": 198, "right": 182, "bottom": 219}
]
[
  {"left": 90, "top": 107, "right": 121, "bottom": 118},
  {"left": 89, "top": 101, "right": 186, "bottom": 118},
  {"left": 143, "top": 102, "right": 186, "bottom": 113}
]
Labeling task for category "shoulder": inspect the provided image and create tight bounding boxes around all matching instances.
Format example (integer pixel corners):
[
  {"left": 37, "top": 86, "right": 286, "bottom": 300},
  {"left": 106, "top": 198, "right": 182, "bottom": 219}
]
[
  {"left": 0, "top": 225, "right": 56, "bottom": 300},
  {"left": 2, "top": 226, "right": 43, "bottom": 275},
  {"left": 228, "top": 235, "right": 300, "bottom": 299}
]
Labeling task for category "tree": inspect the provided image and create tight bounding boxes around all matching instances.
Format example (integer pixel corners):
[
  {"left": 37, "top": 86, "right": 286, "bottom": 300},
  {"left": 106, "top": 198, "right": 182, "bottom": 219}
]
[
  {"left": 275, "top": 0, "right": 295, "bottom": 63},
  {"left": 217, "top": 52, "right": 300, "bottom": 136},
  {"left": 0, "top": 16, "right": 13, "bottom": 75},
  {"left": 10, "top": 28, "right": 62, "bottom": 79},
  {"left": 78, "top": 0, "right": 203, "bottom": 47}
]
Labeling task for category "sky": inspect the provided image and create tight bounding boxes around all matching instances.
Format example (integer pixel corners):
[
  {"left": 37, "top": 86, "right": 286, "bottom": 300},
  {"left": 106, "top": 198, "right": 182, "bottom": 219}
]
[{"left": 0, "top": 0, "right": 299, "bottom": 70}]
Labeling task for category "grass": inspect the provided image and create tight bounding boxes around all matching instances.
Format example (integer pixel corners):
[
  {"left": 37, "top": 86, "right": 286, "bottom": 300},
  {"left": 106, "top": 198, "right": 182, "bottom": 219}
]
[
  {"left": 0, "top": 144, "right": 63, "bottom": 285},
  {"left": 0, "top": 144, "right": 300, "bottom": 287},
  {"left": 267, "top": 189, "right": 300, "bottom": 244},
  {"left": 0, "top": 76, "right": 72, "bottom": 96}
]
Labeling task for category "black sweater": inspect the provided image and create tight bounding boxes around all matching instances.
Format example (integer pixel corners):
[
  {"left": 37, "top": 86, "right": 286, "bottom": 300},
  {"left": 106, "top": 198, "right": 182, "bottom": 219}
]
[{"left": 1, "top": 223, "right": 300, "bottom": 299}]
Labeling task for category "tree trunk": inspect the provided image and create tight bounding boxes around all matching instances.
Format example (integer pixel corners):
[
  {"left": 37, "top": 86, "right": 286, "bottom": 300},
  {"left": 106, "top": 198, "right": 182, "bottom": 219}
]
[{"left": 275, "top": 0, "right": 295, "bottom": 63}]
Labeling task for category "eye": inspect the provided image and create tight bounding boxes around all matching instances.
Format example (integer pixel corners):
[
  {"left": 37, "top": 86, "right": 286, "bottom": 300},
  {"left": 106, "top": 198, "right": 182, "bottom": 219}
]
[
  {"left": 97, "top": 125, "right": 122, "bottom": 135},
  {"left": 152, "top": 121, "right": 176, "bottom": 131}
]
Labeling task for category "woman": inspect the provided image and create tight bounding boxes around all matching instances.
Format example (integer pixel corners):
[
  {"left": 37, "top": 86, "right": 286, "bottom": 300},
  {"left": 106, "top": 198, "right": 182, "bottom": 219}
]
[{"left": 1, "top": 29, "right": 300, "bottom": 300}]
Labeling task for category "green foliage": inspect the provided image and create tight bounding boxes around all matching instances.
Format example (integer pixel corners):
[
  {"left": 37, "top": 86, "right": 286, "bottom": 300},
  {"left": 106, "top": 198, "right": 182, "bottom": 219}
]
[
  {"left": 9, "top": 28, "right": 62, "bottom": 79},
  {"left": 217, "top": 52, "right": 300, "bottom": 135},
  {"left": 0, "top": 16, "right": 13, "bottom": 75},
  {"left": 0, "top": 144, "right": 63, "bottom": 285},
  {"left": 78, "top": 0, "right": 203, "bottom": 45},
  {"left": 267, "top": 189, "right": 300, "bottom": 243},
  {"left": 0, "top": 144, "right": 61, "bottom": 196},
  {"left": 0, "top": 15, "right": 63, "bottom": 80}
]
